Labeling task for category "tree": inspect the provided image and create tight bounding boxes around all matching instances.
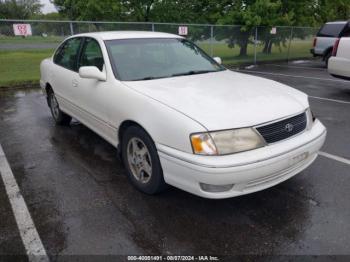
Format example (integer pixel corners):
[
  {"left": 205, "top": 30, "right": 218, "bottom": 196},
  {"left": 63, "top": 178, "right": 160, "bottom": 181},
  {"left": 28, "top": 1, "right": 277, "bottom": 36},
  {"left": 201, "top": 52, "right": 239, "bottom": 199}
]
[
  {"left": 49, "top": 0, "right": 350, "bottom": 56},
  {"left": 150, "top": 0, "right": 220, "bottom": 24},
  {"left": 31, "top": 12, "right": 66, "bottom": 20},
  {"left": 53, "top": 0, "right": 122, "bottom": 21},
  {"left": 215, "top": 0, "right": 322, "bottom": 56},
  {"left": 53, "top": 0, "right": 220, "bottom": 23},
  {"left": 315, "top": 0, "right": 350, "bottom": 23},
  {"left": 215, "top": 0, "right": 290, "bottom": 56},
  {"left": 0, "top": 0, "right": 42, "bottom": 19},
  {"left": 120, "top": 0, "right": 155, "bottom": 22}
]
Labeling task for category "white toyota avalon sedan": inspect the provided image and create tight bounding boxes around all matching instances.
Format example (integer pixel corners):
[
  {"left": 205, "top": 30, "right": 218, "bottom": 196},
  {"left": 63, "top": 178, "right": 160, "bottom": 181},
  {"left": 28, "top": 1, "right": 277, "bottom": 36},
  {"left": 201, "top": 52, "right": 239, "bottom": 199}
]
[{"left": 40, "top": 31, "right": 327, "bottom": 199}]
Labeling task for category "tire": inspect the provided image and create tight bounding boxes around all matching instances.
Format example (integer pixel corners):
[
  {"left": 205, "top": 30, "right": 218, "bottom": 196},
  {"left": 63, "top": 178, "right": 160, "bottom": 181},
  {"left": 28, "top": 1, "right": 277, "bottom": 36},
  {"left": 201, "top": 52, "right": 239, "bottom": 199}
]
[
  {"left": 121, "top": 126, "right": 167, "bottom": 195},
  {"left": 48, "top": 90, "right": 72, "bottom": 126}
]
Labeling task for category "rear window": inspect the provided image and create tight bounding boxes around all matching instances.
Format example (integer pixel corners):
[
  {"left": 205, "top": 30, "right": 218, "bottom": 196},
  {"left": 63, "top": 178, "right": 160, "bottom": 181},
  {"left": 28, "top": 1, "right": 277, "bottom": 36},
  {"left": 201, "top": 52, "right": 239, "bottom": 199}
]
[{"left": 317, "top": 23, "right": 347, "bottom": 37}]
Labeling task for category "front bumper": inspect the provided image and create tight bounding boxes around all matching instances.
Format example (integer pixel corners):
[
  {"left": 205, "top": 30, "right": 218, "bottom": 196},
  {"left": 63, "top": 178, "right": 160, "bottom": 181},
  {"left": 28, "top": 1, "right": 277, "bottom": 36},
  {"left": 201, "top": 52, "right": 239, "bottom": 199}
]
[{"left": 157, "top": 119, "right": 326, "bottom": 199}]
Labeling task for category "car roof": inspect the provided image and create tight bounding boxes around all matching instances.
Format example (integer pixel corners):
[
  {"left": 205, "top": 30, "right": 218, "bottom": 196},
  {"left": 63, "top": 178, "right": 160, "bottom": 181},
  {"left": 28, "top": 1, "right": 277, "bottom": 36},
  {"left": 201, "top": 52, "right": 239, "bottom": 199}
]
[{"left": 73, "top": 31, "right": 183, "bottom": 41}]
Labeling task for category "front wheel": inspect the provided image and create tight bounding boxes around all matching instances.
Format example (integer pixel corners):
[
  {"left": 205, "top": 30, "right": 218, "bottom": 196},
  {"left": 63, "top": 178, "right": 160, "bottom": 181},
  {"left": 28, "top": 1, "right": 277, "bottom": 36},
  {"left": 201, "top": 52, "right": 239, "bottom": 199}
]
[
  {"left": 48, "top": 91, "right": 72, "bottom": 125},
  {"left": 121, "top": 126, "right": 167, "bottom": 195}
]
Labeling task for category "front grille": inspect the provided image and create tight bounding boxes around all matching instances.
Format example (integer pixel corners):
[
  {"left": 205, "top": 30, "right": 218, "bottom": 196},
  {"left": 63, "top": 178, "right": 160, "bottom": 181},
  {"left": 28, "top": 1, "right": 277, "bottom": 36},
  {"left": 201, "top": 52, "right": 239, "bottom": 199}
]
[{"left": 256, "top": 112, "right": 307, "bottom": 144}]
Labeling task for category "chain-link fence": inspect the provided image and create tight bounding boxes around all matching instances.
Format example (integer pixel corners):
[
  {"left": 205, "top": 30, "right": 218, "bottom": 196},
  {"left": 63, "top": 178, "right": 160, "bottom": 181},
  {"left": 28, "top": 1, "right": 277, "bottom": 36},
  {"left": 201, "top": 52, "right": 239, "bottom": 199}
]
[{"left": 0, "top": 19, "right": 319, "bottom": 66}]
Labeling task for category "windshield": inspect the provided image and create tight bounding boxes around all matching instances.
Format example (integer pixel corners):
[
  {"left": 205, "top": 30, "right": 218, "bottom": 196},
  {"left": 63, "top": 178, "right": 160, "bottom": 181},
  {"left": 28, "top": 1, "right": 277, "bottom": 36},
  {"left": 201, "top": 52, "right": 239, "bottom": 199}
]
[{"left": 105, "top": 38, "right": 225, "bottom": 81}]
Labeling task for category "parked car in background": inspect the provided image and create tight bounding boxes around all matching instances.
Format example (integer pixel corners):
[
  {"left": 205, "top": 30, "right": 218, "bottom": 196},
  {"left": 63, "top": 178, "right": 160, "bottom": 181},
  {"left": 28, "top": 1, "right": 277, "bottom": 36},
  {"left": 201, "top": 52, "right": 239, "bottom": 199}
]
[
  {"left": 328, "top": 37, "right": 350, "bottom": 79},
  {"left": 311, "top": 21, "right": 350, "bottom": 66},
  {"left": 40, "top": 31, "right": 326, "bottom": 199}
]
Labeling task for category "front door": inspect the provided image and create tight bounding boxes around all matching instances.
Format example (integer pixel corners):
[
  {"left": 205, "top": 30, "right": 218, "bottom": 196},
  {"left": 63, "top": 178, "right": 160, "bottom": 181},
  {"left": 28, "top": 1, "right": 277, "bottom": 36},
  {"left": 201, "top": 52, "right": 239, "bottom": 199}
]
[{"left": 75, "top": 37, "right": 116, "bottom": 143}]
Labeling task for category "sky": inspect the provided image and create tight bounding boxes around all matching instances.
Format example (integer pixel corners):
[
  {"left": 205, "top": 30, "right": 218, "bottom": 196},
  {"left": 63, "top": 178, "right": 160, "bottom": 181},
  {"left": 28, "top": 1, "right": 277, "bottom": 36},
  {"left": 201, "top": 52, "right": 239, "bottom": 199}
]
[{"left": 40, "top": 0, "right": 57, "bottom": 14}]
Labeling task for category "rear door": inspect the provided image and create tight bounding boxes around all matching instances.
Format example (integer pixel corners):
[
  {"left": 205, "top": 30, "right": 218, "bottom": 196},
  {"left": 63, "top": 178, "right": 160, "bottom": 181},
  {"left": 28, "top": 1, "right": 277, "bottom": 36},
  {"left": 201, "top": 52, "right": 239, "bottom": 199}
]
[
  {"left": 338, "top": 24, "right": 350, "bottom": 60},
  {"left": 51, "top": 37, "right": 83, "bottom": 114}
]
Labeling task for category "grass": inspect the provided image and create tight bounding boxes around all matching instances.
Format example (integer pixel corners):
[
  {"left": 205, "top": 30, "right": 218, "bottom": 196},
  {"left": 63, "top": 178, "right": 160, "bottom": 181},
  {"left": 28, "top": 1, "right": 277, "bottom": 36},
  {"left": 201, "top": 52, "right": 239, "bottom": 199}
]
[
  {"left": 0, "top": 40, "right": 313, "bottom": 88},
  {"left": 0, "top": 49, "right": 54, "bottom": 87},
  {"left": 0, "top": 36, "right": 64, "bottom": 44},
  {"left": 199, "top": 40, "right": 313, "bottom": 65}
]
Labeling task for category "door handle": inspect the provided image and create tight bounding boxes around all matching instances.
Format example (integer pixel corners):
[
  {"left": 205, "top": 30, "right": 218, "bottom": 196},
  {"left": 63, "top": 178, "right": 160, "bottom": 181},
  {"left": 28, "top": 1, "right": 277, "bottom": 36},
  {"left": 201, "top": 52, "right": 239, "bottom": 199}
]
[{"left": 72, "top": 79, "right": 78, "bottom": 87}]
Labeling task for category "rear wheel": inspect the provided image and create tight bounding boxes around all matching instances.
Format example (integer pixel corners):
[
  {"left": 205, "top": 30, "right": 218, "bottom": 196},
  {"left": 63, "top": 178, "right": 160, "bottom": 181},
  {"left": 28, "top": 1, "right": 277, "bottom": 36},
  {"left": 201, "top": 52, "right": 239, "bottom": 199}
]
[
  {"left": 324, "top": 51, "right": 332, "bottom": 67},
  {"left": 121, "top": 126, "right": 167, "bottom": 195},
  {"left": 48, "top": 90, "right": 71, "bottom": 125}
]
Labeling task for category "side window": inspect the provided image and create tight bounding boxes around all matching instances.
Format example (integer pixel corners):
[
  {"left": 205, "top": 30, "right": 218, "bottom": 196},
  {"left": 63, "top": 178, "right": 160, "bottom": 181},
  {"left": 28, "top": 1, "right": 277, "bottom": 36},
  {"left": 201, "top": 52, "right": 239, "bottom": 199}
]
[
  {"left": 78, "top": 38, "right": 104, "bottom": 72},
  {"left": 54, "top": 38, "right": 82, "bottom": 71},
  {"left": 342, "top": 24, "right": 350, "bottom": 37}
]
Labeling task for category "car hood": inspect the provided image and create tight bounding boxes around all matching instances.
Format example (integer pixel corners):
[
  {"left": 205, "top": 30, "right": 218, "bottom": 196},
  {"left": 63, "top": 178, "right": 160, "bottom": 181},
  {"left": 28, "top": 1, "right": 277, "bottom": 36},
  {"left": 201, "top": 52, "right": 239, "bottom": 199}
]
[{"left": 123, "top": 70, "right": 308, "bottom": 131}]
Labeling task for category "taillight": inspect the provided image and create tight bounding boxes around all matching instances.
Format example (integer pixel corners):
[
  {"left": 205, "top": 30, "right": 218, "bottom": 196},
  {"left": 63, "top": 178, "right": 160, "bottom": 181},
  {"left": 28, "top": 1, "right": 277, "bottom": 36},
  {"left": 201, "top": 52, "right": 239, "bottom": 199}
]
[
  {"left": 332, "top": 38, "right": 340, "bottom": 56},
  {"left": 313, "top": 37, "right": 317, "bottom": 47}
]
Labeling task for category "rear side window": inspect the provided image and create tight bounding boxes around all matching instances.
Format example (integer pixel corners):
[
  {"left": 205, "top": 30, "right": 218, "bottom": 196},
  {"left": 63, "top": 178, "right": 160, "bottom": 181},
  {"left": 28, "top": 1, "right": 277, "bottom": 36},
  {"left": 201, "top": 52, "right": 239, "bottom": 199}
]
[
  {"left": 54, "top": 38, "right": 82, "bottom": 71},
  {"left": 317, "top": 23, "right": 346, "bottom": 37},
  {"left": 342, "top": 24, "right": 350, "bottom": 37}
]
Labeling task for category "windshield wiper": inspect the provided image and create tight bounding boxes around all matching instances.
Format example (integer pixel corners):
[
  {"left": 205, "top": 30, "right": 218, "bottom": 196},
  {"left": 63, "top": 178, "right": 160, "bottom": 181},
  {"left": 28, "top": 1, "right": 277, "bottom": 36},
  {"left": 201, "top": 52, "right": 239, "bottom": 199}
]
[
  {"left": 131, "top": 76, "right": 168, "bottom": 81},
  {"left": 171, "top": 70, "right": 218, "bottom": 77},
  {"left": 130, "top": 69, "right": 221, "bottom": 81}
]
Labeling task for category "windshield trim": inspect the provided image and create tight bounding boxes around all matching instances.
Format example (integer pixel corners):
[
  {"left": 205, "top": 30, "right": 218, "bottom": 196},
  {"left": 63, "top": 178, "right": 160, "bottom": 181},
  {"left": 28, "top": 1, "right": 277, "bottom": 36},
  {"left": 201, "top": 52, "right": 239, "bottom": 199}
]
[{"left": 104, "top": 37, "right": 226, "bottom": 81}]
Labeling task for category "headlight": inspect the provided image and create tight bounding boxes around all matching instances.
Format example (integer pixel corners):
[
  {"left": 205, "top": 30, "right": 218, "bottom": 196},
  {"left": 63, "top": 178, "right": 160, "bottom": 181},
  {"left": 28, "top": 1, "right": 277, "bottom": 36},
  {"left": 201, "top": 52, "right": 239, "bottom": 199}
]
[
  {"left": 190, "top": 133, "right": 218, "bottom": 155},
  {"left": 190, "top": 128, "right": 266, "bottom": 155}
]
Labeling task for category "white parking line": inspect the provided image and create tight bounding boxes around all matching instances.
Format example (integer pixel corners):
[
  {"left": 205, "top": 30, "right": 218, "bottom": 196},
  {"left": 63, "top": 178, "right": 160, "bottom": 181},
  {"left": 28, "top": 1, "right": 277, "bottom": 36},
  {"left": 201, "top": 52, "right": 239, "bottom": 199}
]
[
  {"left": 0, "top": 144, "right": 49, "bottom": 262},
  {"left": 236, "top": 69, "right": 350, "bottom": 83},
  {"left": 266, "top": 64, "right": 327, "bottom": 71},
  {"left": 319, "top": 151, "right": 350, "bottom": 166},
  {"left": 309, "top": 96, "right": 350, "bottom": 105}
]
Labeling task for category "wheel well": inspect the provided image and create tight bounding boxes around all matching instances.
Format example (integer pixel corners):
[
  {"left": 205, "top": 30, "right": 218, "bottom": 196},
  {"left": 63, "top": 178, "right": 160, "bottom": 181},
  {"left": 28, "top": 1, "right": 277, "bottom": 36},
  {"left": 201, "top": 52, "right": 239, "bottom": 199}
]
[
  {"left": 323, "top": 47, "right": 333, "bottom": 60},
  {"left": 45, "top": 83, "right": 53, "bottom": 94},
  {"left": 45, "top": 83, "right": 53, "bottom": 106},
  {"left": 118, "top": 120, "right": 145, "bottom": 144},
  {"left": 117, "top": 120, "right": 153, "bottom": 159}
]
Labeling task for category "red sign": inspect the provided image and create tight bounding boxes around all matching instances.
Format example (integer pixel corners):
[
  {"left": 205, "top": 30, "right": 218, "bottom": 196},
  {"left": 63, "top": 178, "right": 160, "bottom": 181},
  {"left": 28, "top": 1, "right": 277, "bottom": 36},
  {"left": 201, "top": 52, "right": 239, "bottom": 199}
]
[
  {"left": 178, "top": 26, "right": 188, "bottom": 36},
  {"left": 13, "top": 24, "right": 32, "bottom": 36}
]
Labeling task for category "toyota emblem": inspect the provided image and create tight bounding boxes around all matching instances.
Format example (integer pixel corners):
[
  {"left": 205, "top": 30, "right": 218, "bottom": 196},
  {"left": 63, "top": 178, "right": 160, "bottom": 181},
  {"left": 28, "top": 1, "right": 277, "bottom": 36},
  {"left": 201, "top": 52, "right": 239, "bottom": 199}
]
[{"left": 285, "top": 123, "right": 294, "bottom": 132}]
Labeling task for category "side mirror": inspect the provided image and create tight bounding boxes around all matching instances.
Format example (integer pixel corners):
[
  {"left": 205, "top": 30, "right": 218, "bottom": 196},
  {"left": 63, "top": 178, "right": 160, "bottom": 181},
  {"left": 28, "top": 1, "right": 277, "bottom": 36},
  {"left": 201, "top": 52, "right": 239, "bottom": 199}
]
[
  {"left": 213, "top": 57, "right": 222, "bottom": 65},
  {"left": 79, "top": 66, "right": 106, "bottom": 81}
]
